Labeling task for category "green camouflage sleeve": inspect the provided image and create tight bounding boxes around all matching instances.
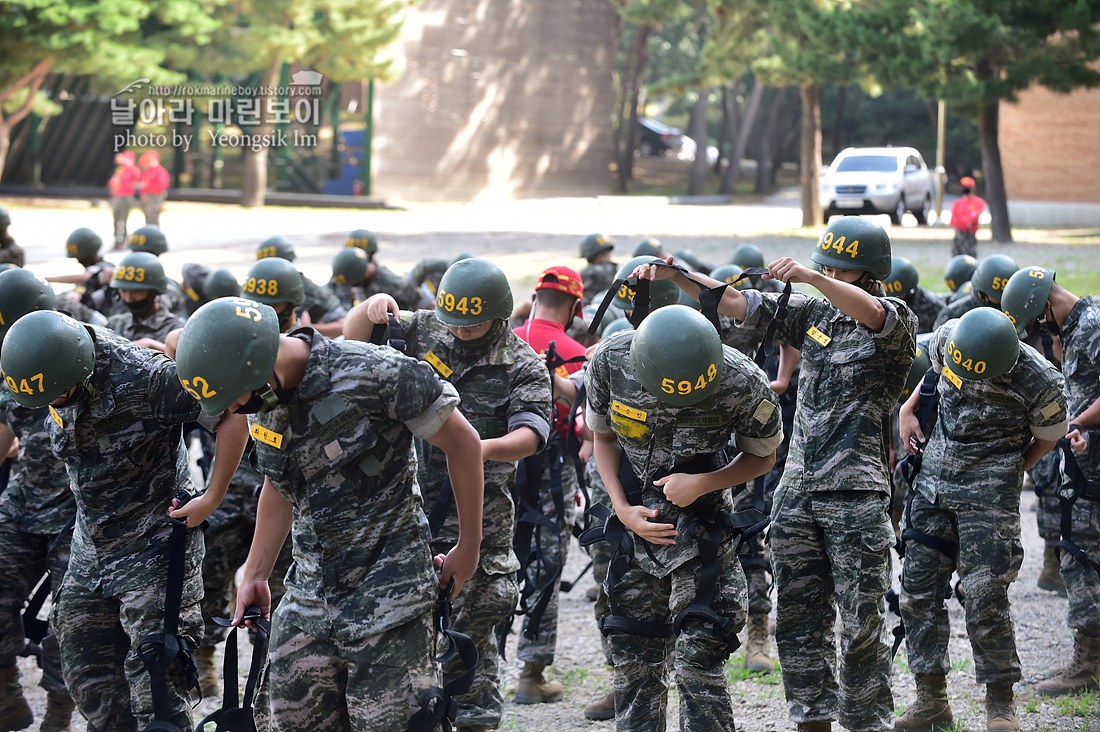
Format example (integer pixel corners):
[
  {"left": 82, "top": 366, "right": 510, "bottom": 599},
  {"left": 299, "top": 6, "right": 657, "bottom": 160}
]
[{"left": 583, "top": 336, "right": 615, "bottom": 434}]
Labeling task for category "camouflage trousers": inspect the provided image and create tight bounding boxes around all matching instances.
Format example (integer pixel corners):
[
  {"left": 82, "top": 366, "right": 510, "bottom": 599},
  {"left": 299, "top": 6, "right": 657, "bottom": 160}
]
[
  {"left": 441, "top": 552, "right": 518, "bottom": 728},
  {"left": 258, "top": 608, "right": 439, "bottom": 731},
  {"left": 770, "top": 485, "right": 895, "bottom": 731},
  {"left": 53, "top": 570, "right": 203, "bottom": 732},
  {"left": 899, "top": 490, "right": 1024, "bottom": 684},
  {"left": 0, "top": 518, "right": 71, "bottom": 694},
  {"left": 607, "top": 538, "right": 747, "bottom": 732},
  {"left": 517, "top": 459, "right": 578, "bottom": 666},
  {"left": 584, "top": 455, "right": 613, "bottom": 666},
  {"left": 1029, "top": 449, "right": 1062, "bottom": 543},
  {"left": 1058, "top": 487, "right": 1100, "bottom": 634}
]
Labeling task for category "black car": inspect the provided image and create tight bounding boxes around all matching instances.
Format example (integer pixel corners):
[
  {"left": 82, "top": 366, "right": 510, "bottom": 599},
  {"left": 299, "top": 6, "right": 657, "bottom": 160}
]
[{"left": 636, "top": 118, "right": 683, "bottom": 157}]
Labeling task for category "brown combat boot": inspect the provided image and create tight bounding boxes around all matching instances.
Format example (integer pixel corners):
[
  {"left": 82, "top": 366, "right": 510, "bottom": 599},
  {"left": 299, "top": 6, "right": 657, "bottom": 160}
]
[
  {"left": 985, "top": 683, "right": 1020, "bottom": 731},
  {"left": 0, "top": 665, "right": 32, "bottom": 732},
  {"left": 583, "top": 690, "right": 615, "bottom": 720},
  {"left": 514, "top": 662, "right": 564, "bottom": 705},
  {"left": 744, "top": 611, "right": 774, "bottom": 673},
  {"left": 1037, "top": 632, "right": 1100, "bottom": 696},
  {"left": 38, "top": 690, "right": 74, "bottom": 732},
  {"left": 195, "top": 645, "right": 219, "bottom": 698},
  {"left": 894, "top": 673, "right": 953, "bottom": 730},
  {"left": 1037, "top": 546, "right": 1067, "bottom": 597}
]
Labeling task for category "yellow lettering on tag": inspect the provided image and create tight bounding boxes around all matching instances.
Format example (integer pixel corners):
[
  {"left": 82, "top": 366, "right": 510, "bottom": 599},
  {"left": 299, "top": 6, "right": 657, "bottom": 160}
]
[
  {"left": 425, "top": 351, "right": 452, "bottom": 378},
  {"left": 48, "top": 406, "right": 63, "bottom": 428},
  {"left": 1041, "top": 401, "right": 1062, "bottom": 419},
  {"left": 942, "top": 365, "right": 962, "bottom": 389},
  {"left": 611, "top": 401, "right": 647, "bottom": 422},
  {"left": 752, "top": 399, "right": 776, "bottom": 424},
  {"left": 250, "top": 423, "right": 284, "bottom": 449},
  {"left": 807, "top": 325, "right": 832, "bottom": 347}
]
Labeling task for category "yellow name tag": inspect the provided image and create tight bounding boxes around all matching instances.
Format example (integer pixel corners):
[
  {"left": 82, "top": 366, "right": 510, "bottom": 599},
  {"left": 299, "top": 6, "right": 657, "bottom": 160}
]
[
  {"left": 942, "top": 365, "right": 962, "bottom": 389},
  {"left": 48, "top": 406, "right": 63, "bottom": 428},
  {"left": 611, "top": 401, "right": 647, "bottom": 422},
  {"left": 425, "top": 351, "right": 452, "bottom": 378},
  {"left": 186, "top": 286, "right": 200, "bottom": 302},
  {"left": 251, "top": 423, "right": 284, "bottom": 449},
  {"left": 807, "top": 326, "right": 832, "bottom": 347},
  {"left": 1041, "top": 401, "right": 1062, "bottom": 419}
]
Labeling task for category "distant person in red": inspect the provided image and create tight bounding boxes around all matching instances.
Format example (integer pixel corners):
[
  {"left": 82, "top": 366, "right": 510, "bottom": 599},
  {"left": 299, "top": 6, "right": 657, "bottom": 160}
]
[
  {"left": 950, "top": 175, "right": 985, "bottom": 257},
  {"left": 138, "top": 150, "right": 170, "bottom": 226},
  {"left": 108, "top": 150, "right": 140, "bottom": 249}
]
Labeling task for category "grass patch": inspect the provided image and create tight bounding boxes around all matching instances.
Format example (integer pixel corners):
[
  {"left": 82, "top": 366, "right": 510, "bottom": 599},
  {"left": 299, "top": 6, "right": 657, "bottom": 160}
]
[{"left": 1055, "top": 689, "right": 1100, "bottom": 716}]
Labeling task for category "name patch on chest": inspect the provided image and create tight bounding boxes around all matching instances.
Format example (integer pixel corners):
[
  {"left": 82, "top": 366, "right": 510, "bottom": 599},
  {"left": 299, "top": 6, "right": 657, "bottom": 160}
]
[
  {"left": 425, "top": 351, "right": 452, "bottom": 378},
  {"left": 942, "top": 365, "right": 963, "bottom": 390},
  {"left": 676, "top": 415, "right": 723, "bottom": 428},
  {"left": 251, "top": 423, "right": 284, "bottom": 449},
  {"left": 48, "top": 406, "right": 63, "bottom": 428},
  {"left": 611, "top": 401, "right": 647, "bottom": 422},
  {"left": 807, "top": 325, "right": 832, "bottom": 347}
]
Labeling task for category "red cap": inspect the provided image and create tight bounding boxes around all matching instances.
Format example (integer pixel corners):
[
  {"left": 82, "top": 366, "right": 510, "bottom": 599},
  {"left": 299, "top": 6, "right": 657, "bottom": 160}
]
[
  {"left": 116, "top": 151, "right": 136, "bottom": 164},
  {"left": 536, "top": 266, "right": 584, "bottom": 300},
  {"left": 960, "top": 176, "right": 975, "bottom": 188}
]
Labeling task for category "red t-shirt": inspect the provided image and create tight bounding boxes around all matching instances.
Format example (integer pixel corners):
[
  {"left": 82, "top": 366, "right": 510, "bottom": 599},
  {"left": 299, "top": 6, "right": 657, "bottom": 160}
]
[
  {"left": 141, "top": 164, "right": 170, "bottom": 195},
  {"left": 109, "top": 163, "right": 141, "bottom": 197},
  {"left": 950, "top": 195, "right": 984, "bottom": 233},
  {"left": 514, "top": 318, "right": 586, "bottom": 432}
]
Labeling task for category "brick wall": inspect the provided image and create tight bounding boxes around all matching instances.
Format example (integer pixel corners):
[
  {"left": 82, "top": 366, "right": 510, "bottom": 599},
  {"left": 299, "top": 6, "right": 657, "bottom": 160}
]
[
  {"left": 373, "top": 0, "right": 618, "bottom": 202},
  {"left": 1000, "top": 77, "right": 1100, "bottom": 204}
]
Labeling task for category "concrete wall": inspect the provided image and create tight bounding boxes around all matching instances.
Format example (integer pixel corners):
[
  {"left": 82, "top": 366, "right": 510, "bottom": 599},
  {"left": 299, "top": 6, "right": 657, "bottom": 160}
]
[{"left": 373, "top": 0, "right": 618, "bottom": 203}]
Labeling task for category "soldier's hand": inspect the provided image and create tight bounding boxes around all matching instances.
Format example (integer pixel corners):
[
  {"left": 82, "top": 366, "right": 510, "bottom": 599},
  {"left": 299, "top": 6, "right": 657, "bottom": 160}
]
[
  {"left": 1068, "top": 427, "right": 1087, "bottom": 453},
  {"left": 619, "top": 505, "right": 677, "bottom": 545},
  {"left": 765, "top": 257, "right": 812, "bottom": 285},
  {"left": 436, "top": 545, "right": 479, "bottom": 600},
  {"left": 898, "top": 410, "right": 925, "bottom": 456},
  {"left": 631, "top": 255, "right": 675, "bottom": 282},
  {"left": 233, "top": 579, "right": 272, "bottom": 626},
  {"left": 364, "top": 293, "right": 400, "bottom": 324},
  {"left": 168, "top": 492, "right": 215, "bottom": 528},
  {"left": 654, "top": 472, "right": 704, "bottom": 508}
]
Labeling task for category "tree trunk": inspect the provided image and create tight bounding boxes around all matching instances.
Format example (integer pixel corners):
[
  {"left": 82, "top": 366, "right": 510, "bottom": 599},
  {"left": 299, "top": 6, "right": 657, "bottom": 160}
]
[
  {"left": 829, "top": 84, "right": 846, "bottom": 160},
  {"left": 799, "top": 83, "right": 822, "bottom": 227},
  {"left": 239, "top": 59, "right": 282, "bottom": 208},
  {"left": 755, "top": 87, "right": 784, "bottom": 194},
  {"left": 617, "top": 25, "right": 652, "bottom": 193},
  {"left": 722, "top": 73, "right": 763, "bottom": 194},
  {"left": 688, "top": 88, "right": 709, "bottom": 195},
  {"left": 0, "top": 57, "right": 54, "bottom": 183},
  {"left": 715, "top": 85, "right": 730, "bottom": 176},
  {"left": 976, "top": 97, "right": 1012, "bottom": 243}
]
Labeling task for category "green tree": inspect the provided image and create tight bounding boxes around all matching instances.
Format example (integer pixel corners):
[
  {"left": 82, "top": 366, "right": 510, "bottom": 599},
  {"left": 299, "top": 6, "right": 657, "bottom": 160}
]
[{"left": 856, "top": 0, "right": 1100, "bottom": 242}]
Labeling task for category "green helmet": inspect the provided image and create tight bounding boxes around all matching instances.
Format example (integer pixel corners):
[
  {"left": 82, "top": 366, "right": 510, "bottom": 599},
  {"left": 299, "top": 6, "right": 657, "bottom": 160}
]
[
  {"left": 730, "top": 244, "right": 765, "bottom": 270},
  {"left": 110, "top": 251, "right": 168, "bottom": 294},
  {"left": 346, "top": 229, "right": 378, "bottom": 255},
  {"left": 971, "top": 254, "right": 1018, "bottom": 301},
  {"left": 127, "top": 225, "right": 168, "bottom": 256},
  {"left": 204, "top": 269, "right": 241, "bottom": 300},
  {"left": 0, "top": 269, "right": 56, "bottom": 347},
  {"left": 435, "top": 258, "right": 513, "bottom": 326},
  {"left": 633, "top": 238, "right": 663, "bottom": 258},
  {"left": 0, "top": 264, "right": 16, "bottom": 274},
  {"left": 331, "top": 247, "right": 370, "bottom": 287},
  {"left": 1, "top": 311, "right": 94, "bottom": 408},
  {"left": 242, "top": 258, "right": 305, "bottom": 306},
  {"left": 612, "top": 256, "right": 679, "bottom": 312},
  {"left": 883, "top": 256, "right": 920, "bottom": 298},
  {"left": 943, "top": 254, "right": 977, "bottom": 293},
  {"left": 175, "top": 297, "right": 281, "bottom": 414},
  {"left": 943, "top": 308, "right": 1019, "bottom": 381},
  {"left": 899, "top": 339, "right": 932, "bottom": 401},
  {"left": 630, "top": 305, "right": 724, "bottom": 406},
  {"left": 710, "top": 263, "right": 753, "bottom": 291},
  {"left": 673, "top": 248, "right": 702, "bottom": 271},
  {"left": 579, "top": 233, "right": 614, "bottom": 261},
  {"left": 66, "top": 228, "right": 103, "bottom": 260},
  {"left": 949, "top": 280, "right": 972, "bottom": 303},
  {"left": 810, "top": 217, "right": 892, "bottom": 280},
  {"left": 256, "top": 236, "right": 296, "bottom": 262},
  {"left": 601, "top": 317, "right": 633, "bottom": 338},
  {"left": 1001, "top": 266, "right": 1055, "bottom": 334}
]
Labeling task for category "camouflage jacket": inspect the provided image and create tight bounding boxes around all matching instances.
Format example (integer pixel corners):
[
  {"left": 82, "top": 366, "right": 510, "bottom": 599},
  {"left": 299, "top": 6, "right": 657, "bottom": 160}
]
[
  {"left": 47, "top": 327, "right": 218, "bottom": 596},
  {"left": 401, "top": 312, "right": 552, "bottom": 568},
  {"left": 0, "top": 386, "right": 76, "bottom": 535},
  {"left": 363, "top": 263, "right": 428, "bottom": 312},
  {"left": 1061, "top": 296, "right": 1100, "bottom": 477},
  {"left": 932, "top": 291, "right": 983, "bottom": 330},
  {"left": 409, "top": 258, "right": 451, "bottom": 296},
  {"left": 324, "top": 279, "right": 360, "bottom": 312},
  {"left": 106, "top": 303, "right": 185, "bottom": 343},
  {"left": 742, "top": 288, "right": 917, "bottom": 493},
  {"left": 905, "top": 286, "right": 946, "bottom": 334},
  {"left": 249, "top": 328, "right": 460, "bottom": 639},
  {"left": 580, "top": 261, "right": 618, "bottom": 305},
  {"left": 162, "top": 277, "right": 189, "bottom": 318},
  {"left": 915, "top": 320, "right": 1068, "bottom": 508},
  {"left": 585, "top": 331, "right": 783, "bottom": 575},
  {"left": 301, "top": 274, "right": 346, "bottom": 324},
  {"left": 718, "top": 312, "right": 765, "bottom": 358}
]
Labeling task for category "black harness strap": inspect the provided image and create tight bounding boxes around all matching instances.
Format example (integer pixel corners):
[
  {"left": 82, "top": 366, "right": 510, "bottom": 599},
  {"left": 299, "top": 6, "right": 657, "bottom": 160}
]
[
  {"left": 19, "top": 514, "right": 77, "bottom": 667},
  {"left": 1055, "top": 435, "right": 1100, "bottom": 579},
  {"left": 138, "top": 490, "right": 201, "bottom": 732},
  {"left": 427, "top": 478, "right": 454, "bottom": 538},
  {"left": 884, "top": 588, "right": 906, "bottom": 659},
  {"left": 368, "top": 313, "right": 407, "bottom": 353},
  {"left": 407, "top": 582, "right": 479, "bottom": 732},
  {"left": 197, "top": 608, "right": 270, "bottom": 732}
]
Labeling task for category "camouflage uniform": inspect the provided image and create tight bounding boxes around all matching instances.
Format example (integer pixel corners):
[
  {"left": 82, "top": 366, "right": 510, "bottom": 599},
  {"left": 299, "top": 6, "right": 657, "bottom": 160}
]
[
  {"left": 1056, "top": 297, "right": 1100, "bottom": 634},
  {"left": 0, "top": 386, "right": 76, "bottom": 698},
  {"left": 585, "top": 332, "right": 783, "bottom": 732},
  {"left": 579, "top": 261, "right": 618, "bottom": 306},
  {"left": 900, "top": 323, "right": 1067, "bottom": 685},
  {"left": 932, "top": 291, "right": 983, "bottom": 330},
  {"left": 409, "top": 258, "right": 452, "bottom": 297},
  {"left": 903, "top": 286, "right": 946, "bottom": 334},
  {"left": 48, "top": 327, "right": 219, "bottom": 731},
  {"left": 300, "top": 274, "right": 346, "bottom": 325},
  {"left": 363, "top": 263, "right": 431, "bottom": 311},
  {"left": 741, "top": 287, "right": 917, "bottom": 731},
  {"left": 55, "top": 262, "right": 118, "bottom": 326},
  {"left": 324, "top": 279, "right": 360, "bottom": 311},
  {"left": 399, "top": 312, "right": 551, "bottom": 727},
  {"left": 247, "top": 328, "right": 461, "bottom": 730},
  {"left": 161, "top": 278, "right": 189, "bottom": 318},
  {"left": 106, "top": 304, "right": 186, "bottom": 343},
  {"left": 584, "top": 454, "right": 614, "bottom": 665}
]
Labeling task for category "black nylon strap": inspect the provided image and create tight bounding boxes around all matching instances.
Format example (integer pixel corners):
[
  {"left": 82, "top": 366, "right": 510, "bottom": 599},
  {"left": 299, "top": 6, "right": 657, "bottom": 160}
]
[
  {"left": 368, "top": 313, "right": 407, "bottom": 353},
  {"left": 197, "top": 608, "right": 270, "bottom": 732},
  {"left": 1056, "top": 436, "right": 1100, "bottom": 579},
  {"left": 407, "top": 582, "right": 479, "bottom": 732}
]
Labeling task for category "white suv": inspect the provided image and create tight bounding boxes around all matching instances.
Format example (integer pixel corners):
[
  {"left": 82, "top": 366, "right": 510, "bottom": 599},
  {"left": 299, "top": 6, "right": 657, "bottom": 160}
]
[{"left": 820, "top": 146, "right": 935, "bottom": 225}]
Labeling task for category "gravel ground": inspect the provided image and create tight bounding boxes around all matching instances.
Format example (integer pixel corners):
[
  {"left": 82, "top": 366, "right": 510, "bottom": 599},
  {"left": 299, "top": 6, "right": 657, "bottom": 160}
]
[{"left": 7, "top": 195, "right": 1100, "bottom": 730}]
